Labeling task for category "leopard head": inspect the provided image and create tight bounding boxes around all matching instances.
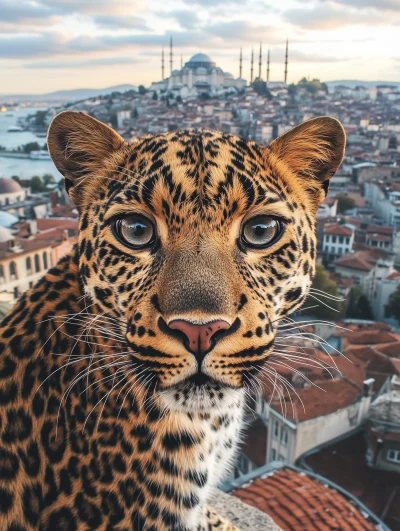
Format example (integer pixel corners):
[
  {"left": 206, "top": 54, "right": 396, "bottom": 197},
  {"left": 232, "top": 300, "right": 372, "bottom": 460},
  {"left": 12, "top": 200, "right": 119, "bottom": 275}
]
[{"left": 48, "top": 112, "right": 345, "bottom": 412}]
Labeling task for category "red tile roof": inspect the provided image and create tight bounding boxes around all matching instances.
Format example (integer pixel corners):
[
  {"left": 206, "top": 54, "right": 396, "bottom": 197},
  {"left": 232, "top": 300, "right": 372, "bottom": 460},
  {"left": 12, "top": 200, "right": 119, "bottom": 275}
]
[
  {"left": 232, "top": 467, "right": 376, "bottom": 531},
  {"left": 324, "top": 223, "right": 353, "bottom": 236},
  {"left": 336, "top": 253, "right": 373, "bottom": 271},
  {"left": 346, "top": 330, "right": 399, "bottom": 345},
  {"left": 305, "top": 431, "right": 400, "bottom": 530}
]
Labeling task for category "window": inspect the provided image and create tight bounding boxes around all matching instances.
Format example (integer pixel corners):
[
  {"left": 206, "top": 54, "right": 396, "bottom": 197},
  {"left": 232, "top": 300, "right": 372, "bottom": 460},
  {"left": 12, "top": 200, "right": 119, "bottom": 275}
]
[
  {"left": 278, "top": 454, "right": 285, "bottom": 462},
  {"left": 345, "top": 237, "right": 350, "bottom": 244},
  {"left": 42, "top": 252, "right": 48, "bottom": 270},
  {"left": 339, "top": 236, "right": 344, "bottom": 244},
  {"left": 387, "top": 449, "right": 400, "bottom": 463},
  {"left": 26, "top": 256, "right": 32, "bottom": 274},
  {"left": 332, "top": 236, "right": 337, "bottom": 243},
  {"left": 9, "top": 261, "right": 17, "bottom": 280},
  {"left": 270, "top": 448, "right": 277, "bottom": 461},
  {"left": 29, "top": 282, "right": 33, "bottom": 289},
  {"left": 273, "top": 420, "right": 279, "bottom": 438},
  {"left": 0, "top": 265, "right": 4, "bottom": 282},
  {"left": 280, "top": 427, "right": 288, "bottom": 445},
  {"left": 13, "top": 287, "right": 19, "bottom": 299},
  {"left": 34, "top": 254, "right": 40, "bottom": 273}
]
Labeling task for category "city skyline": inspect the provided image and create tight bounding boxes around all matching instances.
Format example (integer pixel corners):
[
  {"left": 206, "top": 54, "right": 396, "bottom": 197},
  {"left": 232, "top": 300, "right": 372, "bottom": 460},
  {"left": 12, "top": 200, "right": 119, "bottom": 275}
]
[{"left": 0, "top": 0, "right": 400, "bottom": 94}]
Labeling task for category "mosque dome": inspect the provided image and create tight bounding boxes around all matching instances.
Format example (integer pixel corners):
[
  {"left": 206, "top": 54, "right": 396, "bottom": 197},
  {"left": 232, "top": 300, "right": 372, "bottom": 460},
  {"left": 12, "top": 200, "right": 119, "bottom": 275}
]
[
  {"left": 0, "top": 211, "right": 18, "bottom": 228},
  {"left": 0, "top": 226, "right": 13, "bottom": 243},
  {"left": 0, "top": 177, "right": 22, "bottom": 195},
  {"left": 185, "top": 53, "right": 216, "bottom": 70}
]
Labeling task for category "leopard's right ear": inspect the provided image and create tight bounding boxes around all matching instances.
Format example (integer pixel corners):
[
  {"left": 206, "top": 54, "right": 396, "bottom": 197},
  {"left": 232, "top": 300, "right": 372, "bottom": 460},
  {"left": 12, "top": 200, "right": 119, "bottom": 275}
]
[{"left": 47, "top": 111, "right": 125, "bottom": 203}]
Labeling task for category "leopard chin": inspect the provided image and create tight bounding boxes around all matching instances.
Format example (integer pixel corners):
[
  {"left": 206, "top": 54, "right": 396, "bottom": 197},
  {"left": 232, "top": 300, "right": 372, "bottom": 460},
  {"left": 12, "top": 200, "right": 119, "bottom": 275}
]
[{"left": 158, "top": 377, "right": 245, "bottom": 414}]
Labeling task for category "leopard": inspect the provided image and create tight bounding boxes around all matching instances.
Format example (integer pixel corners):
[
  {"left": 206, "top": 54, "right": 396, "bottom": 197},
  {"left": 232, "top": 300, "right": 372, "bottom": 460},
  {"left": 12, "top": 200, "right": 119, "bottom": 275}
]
[{"left": 0, "top": 111, "right": 345, "bottom": 531}]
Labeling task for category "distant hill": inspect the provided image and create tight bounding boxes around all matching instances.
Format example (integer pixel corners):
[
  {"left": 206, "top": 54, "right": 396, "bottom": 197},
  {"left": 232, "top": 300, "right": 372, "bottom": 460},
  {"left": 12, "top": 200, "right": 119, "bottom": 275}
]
[
  {"left": 326, "top": 80, "right": 400, "bottom": 89},
  {"left": 0, "top": 84, "right": 138, "bottom": 102}
]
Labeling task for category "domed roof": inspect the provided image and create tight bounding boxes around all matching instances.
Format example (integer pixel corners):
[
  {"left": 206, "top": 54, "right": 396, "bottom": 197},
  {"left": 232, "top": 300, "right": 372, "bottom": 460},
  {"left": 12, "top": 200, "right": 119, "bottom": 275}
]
[
  {"left": 185, "top": 53, "right": 216, "bottom": 70},
  {"left": 189, "top": 53, "right": 212, "bottom": 63},
  {"left": 0, "top": 226, "right": 13, "bottom": 243},
  {"left": 0, "top": 211, "right": 18, "bottom": 228},
  {"left": 0, "top": 177, "right": 22, "bottom": 194}
]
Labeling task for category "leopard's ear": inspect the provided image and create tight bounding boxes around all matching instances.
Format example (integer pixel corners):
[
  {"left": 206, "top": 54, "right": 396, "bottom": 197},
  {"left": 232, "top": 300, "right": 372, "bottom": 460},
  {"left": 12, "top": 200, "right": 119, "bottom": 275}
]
[
  {"left": 267, "top": 116, "right": 346, "bottom": 203},
  {"left": 47, "top": 111, "right": 125, "bottom": 202}
]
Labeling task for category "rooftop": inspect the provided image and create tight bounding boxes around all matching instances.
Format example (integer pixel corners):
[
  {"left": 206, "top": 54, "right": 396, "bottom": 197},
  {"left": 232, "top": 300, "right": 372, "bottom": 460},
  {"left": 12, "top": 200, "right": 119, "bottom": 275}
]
[
  {"left": 324, "top": 223, "right": 353, "bottom": 236},
  {"left": 229, "top": 465, "right": 381, "bottom": 531},
  {"left": 303, "top": 431, "right": 399, "bottom": 530},
  {"left": 0, "top": 177, "right": 22, "bottom": 194}
]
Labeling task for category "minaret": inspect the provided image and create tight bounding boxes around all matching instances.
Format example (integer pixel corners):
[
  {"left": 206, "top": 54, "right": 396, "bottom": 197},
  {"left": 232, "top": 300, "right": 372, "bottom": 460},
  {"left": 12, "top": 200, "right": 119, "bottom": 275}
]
[
  {"left": 170, "top": 36, "right": 173, "bottom": 75},
  {"left": 250, "top": 48, "right": 254, "bottom": 83},
  {"left": 258, "top": 42, "right": 262, "bottom": 79},
  {"left": 266, "top": 49, "right": 270, "bottom": 82},
  {"left": 284, "top": 38, "right": 288, "bottom": 84},
  {"left": 161, "top": 47, "right": 165, "bottom": 80},
  {"left": 181, "top": 54, "right": 183, "bottom": 68},
  {"left": 239, "top": 48, "right": 243, "bottom": 79}
]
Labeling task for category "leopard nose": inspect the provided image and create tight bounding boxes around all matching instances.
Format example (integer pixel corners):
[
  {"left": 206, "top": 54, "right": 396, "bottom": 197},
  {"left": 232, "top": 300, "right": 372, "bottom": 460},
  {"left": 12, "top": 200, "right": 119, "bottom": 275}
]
[{"left": 168, "top": 319, "right": 231, "bottom": 358}]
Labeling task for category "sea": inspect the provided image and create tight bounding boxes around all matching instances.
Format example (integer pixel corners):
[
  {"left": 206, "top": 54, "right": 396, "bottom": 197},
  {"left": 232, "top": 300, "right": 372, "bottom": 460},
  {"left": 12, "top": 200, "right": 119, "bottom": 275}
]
[{"left": 0, "top": 107, "right": 62, "bottom": 181}]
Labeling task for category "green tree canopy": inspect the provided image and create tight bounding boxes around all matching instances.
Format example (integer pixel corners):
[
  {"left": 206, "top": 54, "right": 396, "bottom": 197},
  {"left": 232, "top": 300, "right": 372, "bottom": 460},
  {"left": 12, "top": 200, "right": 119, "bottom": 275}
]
[
  {"left": 252, "top": 79, "right": 272, "bottom": 99},
  {"left": 11, "top": 175, "right": 21, "bottom": 185},
  {"left": 303, "top": 264, "right": 344, "bottom": 321},
  {"left": 385, "top": 284, "right": 400, "bottom": 322},
  {"left": 346, "top": 287, "right": 374, "bottom": 320},
  {"left": 35, "top": 110, "right": 48, "bottom": 127},
  {"left": 23, "top": 141, "right": 41, "bottom": 153},
  {"left": 337, "top": 195, "right": 356, "bottom": 214},
  {"left": 152, "top": 91, "right": 158, "bottom": 100},
  {"left": 138, "top": 85, "right": 146, "bottom": 95},
  {"left": 30, "top": 176, "right": 45, "bottom": 193},
  {"left": 43, "top": 174, "right": 55, "bottom": 186}
]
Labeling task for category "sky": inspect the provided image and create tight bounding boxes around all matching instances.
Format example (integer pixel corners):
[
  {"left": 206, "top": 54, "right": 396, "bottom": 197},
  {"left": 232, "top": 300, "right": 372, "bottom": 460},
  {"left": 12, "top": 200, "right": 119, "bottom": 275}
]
[{"left": 0, "top": 0, "right": 399, "bottom": 94}]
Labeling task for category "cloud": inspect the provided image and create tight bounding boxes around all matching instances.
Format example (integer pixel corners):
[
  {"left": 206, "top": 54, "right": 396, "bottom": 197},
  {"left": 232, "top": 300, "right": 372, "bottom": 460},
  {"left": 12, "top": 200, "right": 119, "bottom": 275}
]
[
  {"left": 168, "top": 10, "right": 201, "bottom": 29},
  {"left": 25, "top": 56, "right": 142, "bottom": 69},
  {"left": 284, "top": 3, "right": 394, "bottom": 29},
  {"left": 0, "top": 0, "right": 62, "bottom": 27},
  {"left": 182, "top": 0, "right": 242, "bottom": 5},
  {"left": 93, "top": 15, "right": 149, "bottom": 30},
  {"left": 273, "top": 47, "right": 349, "bottom": 63}
]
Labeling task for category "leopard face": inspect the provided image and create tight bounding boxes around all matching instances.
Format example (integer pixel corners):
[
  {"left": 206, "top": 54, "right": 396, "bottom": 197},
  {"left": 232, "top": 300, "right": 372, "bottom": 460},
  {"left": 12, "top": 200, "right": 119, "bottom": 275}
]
[{"left": 48, "top": 112, "right": 345, "bottom": 413}]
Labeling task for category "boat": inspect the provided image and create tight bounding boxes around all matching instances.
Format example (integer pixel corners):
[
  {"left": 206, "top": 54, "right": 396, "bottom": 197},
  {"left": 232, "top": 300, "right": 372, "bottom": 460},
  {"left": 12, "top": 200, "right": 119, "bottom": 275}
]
[
  {"left": 29, "top": 150, "right": 51, "bottom": 160},
  {"left": 7, "top": 126, "right": 24, "bottom": 133}
]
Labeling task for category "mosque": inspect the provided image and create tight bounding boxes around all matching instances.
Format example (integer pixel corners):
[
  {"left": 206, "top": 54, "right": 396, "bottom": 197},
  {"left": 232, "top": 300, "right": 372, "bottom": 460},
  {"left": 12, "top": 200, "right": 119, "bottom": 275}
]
[
  {"left": 150, "top": 39, "right": 289, "bottom": 99},
  {"left": 150, "top": 50, "right": 246, "bottom": 98}
]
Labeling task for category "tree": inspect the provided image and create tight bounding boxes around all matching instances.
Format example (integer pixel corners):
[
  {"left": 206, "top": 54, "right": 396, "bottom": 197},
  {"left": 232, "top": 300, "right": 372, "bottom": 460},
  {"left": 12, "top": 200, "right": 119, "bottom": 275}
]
[
  {"left": 132, "top": 108, "right": 138, "bottom": 119},
  {"left": 346, "top": 287, "right": 374, "bottom": 320},
  {"left": 11, "top": 175, "right": 21, "bottom": 185},
  {"left": 176, "top": 95, "right": 182, "bottom": 104},
  {"left": 303, "top": 264, "right": 344, "bottom": 321},
  {"left": 35, "top": 110, "right": 48, "bottom": 127},
  {"left": 138, "top": 85, "right": 146, "bottom": 95},
  {"left": 152, "top": 91, "right": 158, "bottom": 100},
  {"left": 385, "top": 285, "right": 400, "bottom": 322},
  {"left": 30, "top": 176, "right": 45, "bottom": 193},
  {"left": 252, "top": 79, "right": 272, "bottom": 99},
  {"left": 337, "top": 195, "right": 355, "bottom": 214},
  {"left": 43, "top": 174, "right": 55, "bottom": 186},
  {"left": 23, "top": 141, "right": 41, "bottom": 153}
]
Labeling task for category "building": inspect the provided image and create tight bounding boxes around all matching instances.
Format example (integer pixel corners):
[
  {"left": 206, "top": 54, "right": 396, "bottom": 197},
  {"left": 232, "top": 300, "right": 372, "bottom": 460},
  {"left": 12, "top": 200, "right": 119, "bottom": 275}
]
[
  {"left": 366, "top": 375, "right": 400, "bottom": 474},
  {"left": 225, "top": 464, "right": 386, "bottom": 530},
  {"left": 0, "top": 177, "right": 26, "bottom": 206},
  {"left": 322, "top": 223, "right": 354, "bottom": 262},
  {"left": 150, "top": 53, "right": 246, "bottom": 99}
]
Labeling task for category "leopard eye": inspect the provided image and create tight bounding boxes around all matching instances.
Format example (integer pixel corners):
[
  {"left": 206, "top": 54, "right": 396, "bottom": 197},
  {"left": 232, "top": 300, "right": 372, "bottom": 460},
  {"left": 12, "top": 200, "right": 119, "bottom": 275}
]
[
  {"left": 241, "top": 215, "right": 284, "bottom": 249},
  {"left": 112, "top": 214, "right": 155, "bottom": 249}
]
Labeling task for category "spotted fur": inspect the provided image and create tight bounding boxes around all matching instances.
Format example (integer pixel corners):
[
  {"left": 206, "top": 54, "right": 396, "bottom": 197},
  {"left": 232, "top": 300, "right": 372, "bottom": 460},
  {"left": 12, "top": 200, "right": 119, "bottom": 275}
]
[{"left": 0, "top": 112, "right": 345, "bottom": 530}]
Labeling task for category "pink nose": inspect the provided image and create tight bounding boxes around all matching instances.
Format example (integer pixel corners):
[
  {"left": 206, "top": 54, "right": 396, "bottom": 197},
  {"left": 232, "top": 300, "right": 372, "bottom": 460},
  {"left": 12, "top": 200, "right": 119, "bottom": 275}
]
[{"left": 168, "top": 319, "right": 231, "bottom": 355}]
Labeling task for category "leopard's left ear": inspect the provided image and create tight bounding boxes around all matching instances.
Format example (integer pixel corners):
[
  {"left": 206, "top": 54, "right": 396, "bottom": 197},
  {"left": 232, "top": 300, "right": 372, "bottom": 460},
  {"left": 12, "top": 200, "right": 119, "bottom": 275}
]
[{"left": 267, "top": 116, "right": 346, "bottom": 203}]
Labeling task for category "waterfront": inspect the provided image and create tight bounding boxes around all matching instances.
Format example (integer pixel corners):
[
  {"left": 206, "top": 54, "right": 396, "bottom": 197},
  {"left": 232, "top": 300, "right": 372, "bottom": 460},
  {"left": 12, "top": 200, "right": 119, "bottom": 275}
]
[{"left": 0, "top": 107, "right": 61, "bottom": 180}]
